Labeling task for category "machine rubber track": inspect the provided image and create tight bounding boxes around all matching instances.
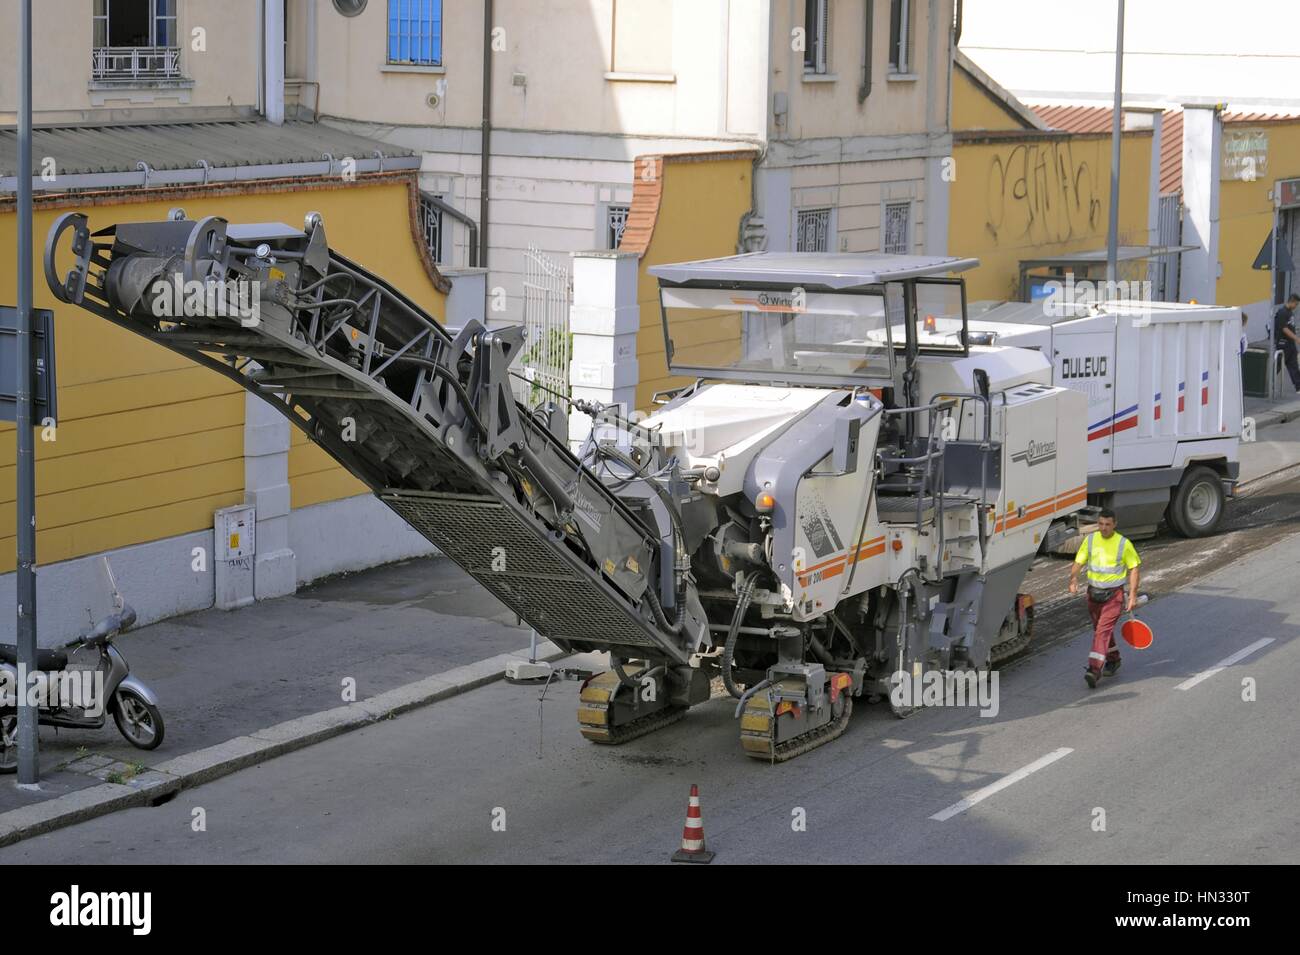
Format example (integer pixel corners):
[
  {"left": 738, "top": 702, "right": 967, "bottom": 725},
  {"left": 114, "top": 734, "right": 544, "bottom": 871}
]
[
  {"left": 990, "top": 606, "right": 1035, "bottom": 664},
  {"left": 738, "top": 682, "right": 853, "bottom": 763},
  {"left": 577, "top": 670, "right": 687, "bottom": 744}
]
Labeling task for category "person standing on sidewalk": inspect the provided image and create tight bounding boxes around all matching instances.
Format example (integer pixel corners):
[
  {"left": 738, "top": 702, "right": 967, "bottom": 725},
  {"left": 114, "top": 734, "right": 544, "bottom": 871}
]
[
  {"left": 1273, "top": 293, "right": 1300, "bottom": 392},
  {"left": 1068, "top": 508, "right": 1141, "bottom": 689}
]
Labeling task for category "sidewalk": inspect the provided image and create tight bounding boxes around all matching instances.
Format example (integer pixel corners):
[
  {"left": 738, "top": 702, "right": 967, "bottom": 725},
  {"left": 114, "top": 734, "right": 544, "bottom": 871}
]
[
  {"left": 1245, "top": 392, "right": 1300, "bottom": 432},
  {"left": 0, "top": 553, "right": 561, "bottom": 826},
  {"left": 1241, "top": 393, "right": 1300, "bottom": 485}
]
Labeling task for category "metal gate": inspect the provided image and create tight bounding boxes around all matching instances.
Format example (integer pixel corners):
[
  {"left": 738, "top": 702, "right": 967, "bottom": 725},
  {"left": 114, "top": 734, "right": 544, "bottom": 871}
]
[
  {"left": 516, "top": 244, "right": 572, "bottom": 408},
  {"left": 1154, "top": 193, "right": 1183, "bottom": 302}
]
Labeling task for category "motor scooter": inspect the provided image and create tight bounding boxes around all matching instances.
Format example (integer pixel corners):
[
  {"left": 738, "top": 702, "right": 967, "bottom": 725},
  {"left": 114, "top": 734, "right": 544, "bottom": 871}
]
[{"left": 1, "top": 603, "right": 164, "bottom": 773}]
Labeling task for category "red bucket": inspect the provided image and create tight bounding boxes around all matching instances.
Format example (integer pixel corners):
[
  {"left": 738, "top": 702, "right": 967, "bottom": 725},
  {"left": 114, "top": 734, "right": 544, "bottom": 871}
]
[{"left": 1120, "top": 614, "right": 1153, "bottom": 650}]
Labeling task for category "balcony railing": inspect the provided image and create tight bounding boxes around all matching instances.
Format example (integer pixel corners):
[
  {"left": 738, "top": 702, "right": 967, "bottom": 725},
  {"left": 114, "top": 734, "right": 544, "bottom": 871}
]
[{"left": 91, "top": 46, "right": 182, "bottom": 81}]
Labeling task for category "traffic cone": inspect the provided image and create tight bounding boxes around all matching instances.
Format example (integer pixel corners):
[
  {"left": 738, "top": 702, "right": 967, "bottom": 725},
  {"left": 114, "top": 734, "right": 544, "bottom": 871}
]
[{"left": 671, "top": 783, "right": 715, "bottom": 863}]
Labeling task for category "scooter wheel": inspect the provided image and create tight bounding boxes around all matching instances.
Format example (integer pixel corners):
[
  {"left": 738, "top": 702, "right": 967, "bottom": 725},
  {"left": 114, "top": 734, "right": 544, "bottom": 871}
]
[
  {"left": 113, "top": 690, "right": 165, "bottom": 750},
  {"left": 0, "top": 711, "right": 17, "bottom": 774}
]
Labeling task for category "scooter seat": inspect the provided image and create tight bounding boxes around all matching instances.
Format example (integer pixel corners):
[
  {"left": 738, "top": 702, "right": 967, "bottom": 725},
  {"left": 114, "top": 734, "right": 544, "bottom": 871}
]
[{"left": 0, "top": 644, "right": 67, "bottom": 670}]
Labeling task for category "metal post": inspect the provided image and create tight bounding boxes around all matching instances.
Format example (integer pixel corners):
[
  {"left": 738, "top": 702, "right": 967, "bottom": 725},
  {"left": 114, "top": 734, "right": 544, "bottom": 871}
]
[
  {"left": 15, "top": 0, "right": 39, "bottom": 787},
  {"left": 1106, "top": 0, "right": 1125, "bottom": 284},
  {"left": 479, "top": 0, "right": 493, "bottom": 271},
  {"left": 1268, "top": 207, "right": 1279, "bottom": 397}
]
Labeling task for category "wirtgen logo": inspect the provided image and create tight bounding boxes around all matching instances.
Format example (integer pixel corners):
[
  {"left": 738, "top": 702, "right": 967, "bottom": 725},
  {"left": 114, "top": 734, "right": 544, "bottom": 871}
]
[
  {"left": 889, "top": 668, "right": 1000, "bottom": 717},
  {"left": 50, "top": 886, "right": 151, "bottom": 935},
  {"left": 1010, "top": 439, "right": 1057, "bottom": 467}
]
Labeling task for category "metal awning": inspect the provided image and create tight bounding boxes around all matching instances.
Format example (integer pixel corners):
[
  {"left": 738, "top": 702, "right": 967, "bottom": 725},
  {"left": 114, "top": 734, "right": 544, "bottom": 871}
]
[
  {"left": 1251, "top": 231, "right": 1295, "bottom": 271},
  {"left": 649, "top": 251, "right": 980, "bottom": 289},
  {"left": 0, "top": 120, "right": 419, "bottom": 193},
  {"left": 1017, "top": 244, "right": 1196, "bottom": 270}
]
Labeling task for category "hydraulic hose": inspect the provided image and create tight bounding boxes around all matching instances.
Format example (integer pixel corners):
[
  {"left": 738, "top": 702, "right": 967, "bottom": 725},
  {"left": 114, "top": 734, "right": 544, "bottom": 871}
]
[
  {"left": 722, "top": 575, "right": 759, "bottom": 699},
  {"left": 733, "top": 678, "right": 772, "bottom": 718},
  {"left": 644, "top": 586, "right": 683, "bottom": 635}
]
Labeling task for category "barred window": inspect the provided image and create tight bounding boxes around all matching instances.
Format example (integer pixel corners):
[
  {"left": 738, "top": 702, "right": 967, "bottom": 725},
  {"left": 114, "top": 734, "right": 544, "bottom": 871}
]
[
  {"left": 883, "top": 201, "right": 910, "bottom": 254},
  {"left": 796, "top": 208, "right": 831, "bottom": 253},
  {"left": 388, "top": 0, "right": 443, "bottom": 66},
  {"left": 606, "top": 204, "right": 630, "bottom": 249},
  {"left": 419, "top": 195, "right": 444, "bottom": 263}
]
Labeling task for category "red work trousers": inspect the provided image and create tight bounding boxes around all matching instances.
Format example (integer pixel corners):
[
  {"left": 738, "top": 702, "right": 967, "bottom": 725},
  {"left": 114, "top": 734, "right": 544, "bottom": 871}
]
[{"left": 1087, "top": 588, "right": 1125, "bottom": 673}]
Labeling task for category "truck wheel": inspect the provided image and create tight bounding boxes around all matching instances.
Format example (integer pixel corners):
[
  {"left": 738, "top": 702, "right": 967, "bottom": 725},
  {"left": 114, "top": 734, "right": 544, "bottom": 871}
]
[{"left": 1168, "top": 466, "right": 1225, "bottom": 538}]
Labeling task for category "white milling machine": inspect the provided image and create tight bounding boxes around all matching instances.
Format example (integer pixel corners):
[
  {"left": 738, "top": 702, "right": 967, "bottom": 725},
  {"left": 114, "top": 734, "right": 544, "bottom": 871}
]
[{"left": 46, "top": 213, "right": 1085, "bottom": 761}]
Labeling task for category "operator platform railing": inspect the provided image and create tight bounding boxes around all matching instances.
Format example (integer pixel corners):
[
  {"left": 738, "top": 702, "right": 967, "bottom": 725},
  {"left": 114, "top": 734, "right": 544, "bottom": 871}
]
[{"left": 877, "top": 390, "right": 997, "bottom": 570}]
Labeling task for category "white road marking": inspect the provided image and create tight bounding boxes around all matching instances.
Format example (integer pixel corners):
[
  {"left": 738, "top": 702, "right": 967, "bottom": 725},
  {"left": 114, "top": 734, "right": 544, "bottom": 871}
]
[
  {"left": 930, "top": 747, "right": 1073, "bottom": 821},
  {"left": 1175, "top": 637, "right": 1275, "bottom": 691}
]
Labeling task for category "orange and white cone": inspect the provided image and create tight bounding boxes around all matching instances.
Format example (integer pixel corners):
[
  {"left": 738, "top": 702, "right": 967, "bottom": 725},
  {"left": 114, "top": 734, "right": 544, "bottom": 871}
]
[{"left": 671, "top": 783, "right": 715, "bottom": 863}]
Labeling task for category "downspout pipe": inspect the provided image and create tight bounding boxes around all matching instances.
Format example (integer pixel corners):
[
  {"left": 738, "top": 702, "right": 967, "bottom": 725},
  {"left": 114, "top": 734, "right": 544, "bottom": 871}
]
[
  {"left": 257, "top": 0, "right": 265, "bottom": 116},
  {"left": 479, "top": 0, "right": 493, "bottom": 270},
  {"left": 858, "top": 0, "right": 873, "bottom": 105},
  {"left": 422, "top": 192, "right": 480, "bottom": 269}
]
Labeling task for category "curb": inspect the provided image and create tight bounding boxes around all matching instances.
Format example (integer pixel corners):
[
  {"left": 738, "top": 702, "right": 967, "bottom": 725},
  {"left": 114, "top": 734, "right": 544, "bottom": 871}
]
[
  {"left": 1251, "top": 403, "right": 1300, "bottom": 430},
  {"left": 0, "top": 640, "right": 566, "bottom": 850}
]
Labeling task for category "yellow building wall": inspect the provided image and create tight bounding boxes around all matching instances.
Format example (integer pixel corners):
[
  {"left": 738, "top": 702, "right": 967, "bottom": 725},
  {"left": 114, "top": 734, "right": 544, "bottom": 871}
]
[
  {"left": 0, "top": 177, "right": 445, "bottom": 572},
  {"left": 949, "top": 132, "right": 1153, "bottom": 301},
  {"left": 951, "top": 66, "right": 1029, "bottom": 133},
  {"left": 1217, "top": 121, "right": 1300, "bottom": 309},
  {"left": 634, "top": 157, "right": 754, "bottom": 410}
]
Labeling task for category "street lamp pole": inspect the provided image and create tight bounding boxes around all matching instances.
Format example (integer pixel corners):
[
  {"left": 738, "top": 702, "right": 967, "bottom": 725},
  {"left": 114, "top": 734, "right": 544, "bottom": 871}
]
[
  {"left": 15, "top": 0, "right": 40, "bottom": 787},
  {"left": 1106, "top": 0, "right": 1126, "bottom": 285}
]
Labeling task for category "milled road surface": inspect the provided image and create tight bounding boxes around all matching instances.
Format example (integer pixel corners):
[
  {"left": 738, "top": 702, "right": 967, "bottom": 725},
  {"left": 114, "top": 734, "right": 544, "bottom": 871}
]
[{"left": 2, "top": 463, "right": 1298, "bottom": 864}]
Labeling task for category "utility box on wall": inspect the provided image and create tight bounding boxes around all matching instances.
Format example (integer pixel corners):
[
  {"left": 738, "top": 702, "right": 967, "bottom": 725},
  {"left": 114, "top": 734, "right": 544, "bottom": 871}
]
[{"left": 214, "top": 504, "right": 256, "bottom": 610}]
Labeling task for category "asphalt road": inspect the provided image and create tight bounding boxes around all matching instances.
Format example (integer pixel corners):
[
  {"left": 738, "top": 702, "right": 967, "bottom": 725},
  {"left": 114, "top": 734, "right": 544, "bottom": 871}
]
[{"left": 3, "top": 463, "right": 1298, "bottom": 863}]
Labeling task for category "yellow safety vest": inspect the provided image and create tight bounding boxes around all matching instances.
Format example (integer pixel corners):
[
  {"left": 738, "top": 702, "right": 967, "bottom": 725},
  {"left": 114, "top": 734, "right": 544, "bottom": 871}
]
[{"left": 1079, "top": 532, "right": 1138, "bottom": 588}]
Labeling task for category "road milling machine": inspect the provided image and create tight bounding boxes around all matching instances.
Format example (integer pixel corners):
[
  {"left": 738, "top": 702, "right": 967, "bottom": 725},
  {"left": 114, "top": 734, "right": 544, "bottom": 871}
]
[{"left": 45, "top": 212, "right": 1086, "bottom": 761}]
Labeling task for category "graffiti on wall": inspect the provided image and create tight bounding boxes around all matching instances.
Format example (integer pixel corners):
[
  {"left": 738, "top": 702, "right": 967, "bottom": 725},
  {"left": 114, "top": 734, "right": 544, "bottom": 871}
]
[{"left": 984, "top": 140, "right": 1104, "bottom": 245}]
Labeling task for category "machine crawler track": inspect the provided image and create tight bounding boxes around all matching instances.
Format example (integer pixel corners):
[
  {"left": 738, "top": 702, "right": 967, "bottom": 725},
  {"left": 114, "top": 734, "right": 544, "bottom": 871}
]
[
  {"left": 990, "top": 606, "right": 1035, "bottom": 664},
  {"left": 577, "top": 670, "right": 687, "bottom": 745},
  {"left": 739, "top": 683, "right": 853, "bottom": 763}
]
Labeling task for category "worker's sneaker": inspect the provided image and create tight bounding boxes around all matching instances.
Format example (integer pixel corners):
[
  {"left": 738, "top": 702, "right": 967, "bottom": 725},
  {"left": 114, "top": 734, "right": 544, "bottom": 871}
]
[
  {"left": 1084, "top": 669, "right": 1100, "bottom": 689},
  {"left": 1102, "top": 659, "right": 1122, "bottom": 677}
]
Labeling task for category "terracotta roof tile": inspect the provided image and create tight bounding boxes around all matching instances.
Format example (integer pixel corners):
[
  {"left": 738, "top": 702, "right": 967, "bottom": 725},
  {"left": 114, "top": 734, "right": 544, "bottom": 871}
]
[
  {"left": 1158, "top": 109, "right": 1182, "bottom": 195},
  {"left": 1031, "top": 104, "right": 1114, "bottom": 134},
  {"left": 1029, "top": 104, "right": 1184, "bottom": 195},
  {"left": 1222, "top": 110, "right": 1300, "bottom": 123},
  {"left": 617, "top": 150, "right": 758, "bottom": 257}
]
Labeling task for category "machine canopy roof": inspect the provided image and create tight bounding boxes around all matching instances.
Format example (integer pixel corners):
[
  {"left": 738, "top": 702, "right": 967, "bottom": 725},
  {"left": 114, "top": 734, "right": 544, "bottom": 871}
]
[{"left": 649, "top": 252, "right": 980, "bottom": 290}]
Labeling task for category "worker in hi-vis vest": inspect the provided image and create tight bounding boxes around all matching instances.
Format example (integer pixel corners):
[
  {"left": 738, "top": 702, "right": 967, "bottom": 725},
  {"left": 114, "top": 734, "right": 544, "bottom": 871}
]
[{"left": 1068, "top": 507, "right": 1141, "bottom": 689}]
